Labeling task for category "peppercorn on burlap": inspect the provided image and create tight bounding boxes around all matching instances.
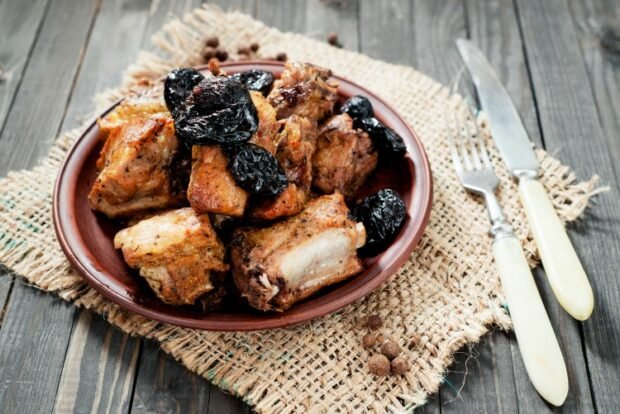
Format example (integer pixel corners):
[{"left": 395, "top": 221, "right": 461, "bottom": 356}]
[{"left": 0, "top": 6, "right": 603, "bottom": 413}]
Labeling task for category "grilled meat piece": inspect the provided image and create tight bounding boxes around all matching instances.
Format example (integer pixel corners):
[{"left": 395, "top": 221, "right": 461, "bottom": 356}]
[
  {"left": 114, "top": 208, "right": 228, "bottom": 306},
  {"left": 98, "top": 81, "right": 169, "bottom": 139},
  {"left": 187, "top": 145, "right": 249, "bottom": 217},
  {"left": 268, "top": 62, "right": 338, "bottom": 122},
  {"left": 231, "top": 193, "right": 366, "bottom": 311},
  {"left": 312, "top": 114, "right": 378, "bottom": 199},
  {"left": 89, "top": 116, "right": 185, "bottom": 218},
  {"left": 187, "top": 91, "right": 280, "bottom": 217},
  {"left": 248, "top": 91, "right": 280, "bottom": 154},
  {"left": 250, "top": 115, "right": 318, "bottom": 220}
]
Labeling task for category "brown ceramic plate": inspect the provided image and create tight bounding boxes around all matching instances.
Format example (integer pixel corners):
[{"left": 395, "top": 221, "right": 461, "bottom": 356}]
[{"left": 53, "top": 61, "right": 432, "bottom": 331}]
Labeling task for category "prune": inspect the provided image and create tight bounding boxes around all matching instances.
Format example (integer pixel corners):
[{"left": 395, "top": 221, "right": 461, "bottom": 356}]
[
  {"left": 174, "top": 76, "right": 259, "bottom": 146},
  {"left": 341, "top": 95, "right": 374, "bottom": 120},
  {"left": 357, "top": 117, "right": 406, "bottom": 159},
  {"left": 164, "top": 68, "right": 205, "bottom": 115},
  {"left": 227, "top": 143, "right": 288, "bottom": 198},
  {"left": 354, "top": 189, "right": 406, "bottom": 251},
  {"left": 168, "top": 143, "right": 192, "bottom": 197},
  {"left": 230, "top": 69, "right": 274, "bottom": 95}
]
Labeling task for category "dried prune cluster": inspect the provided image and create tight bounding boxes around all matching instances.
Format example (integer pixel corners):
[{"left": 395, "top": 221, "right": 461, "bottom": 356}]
[
  {"left": 164, "top": 68, "right": 205, "bottom": 115},
  {"left": 354, "top": 189, "right": 406, "bottom": 251},
  {"left": 339, "top": 95, "right": 406, "bottom": 159},
  {"left": 173, "top": 76, "right": 259, "bottom": 146},
  {"left": 229, "top": 69, "right": 274, "bottom": 95},
  {"left": 357, "top": 117, "right": 407, "bottom": 159},
  {"left": 227, "top": 143, "right": 288, "bottom": 198}
]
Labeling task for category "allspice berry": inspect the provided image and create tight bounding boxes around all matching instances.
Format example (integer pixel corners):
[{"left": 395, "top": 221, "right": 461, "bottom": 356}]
[
  {"left": 276, "top": 52, "right": 287, "bottom": 61},
  {"left": 391, "top": 356, "right": 410, "bottom": 375},
  {"left": 362, "top": 334, "right": 376, "bottom": 349},
  {"left": 368, "top": 354, "right": 390, "bottom": 376},
  {"left": 327, "top": 32, "right": 339, "bottom": 46},
  {"left": 367, "top": 314, "right": 383, "bottom": 330},
  {"left": 380, "top": 340, "right": 400, "bottom": 360},
  {"left": 206, "top": 36, "right": 219, "bottom": 48},
  {"left": 238, "top": 46, "right": 251, "bottom": 55},
  {"left": 250, "top": 42, "right": 260, "bottom": 52},
  {"left": 215, "top": 49, "right": 228, "bottom": 61}
]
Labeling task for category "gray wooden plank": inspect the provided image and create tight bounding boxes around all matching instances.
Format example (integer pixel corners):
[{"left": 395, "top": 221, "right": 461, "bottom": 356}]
[
  {"left": 440, "top": 333, "right": 517, "bottom": 413},
  {"left": 359, "top": 0, "right": 414, "bottom": 65},
  {"left": 0, "top": 285, "right": 77, "bottom": 414},
  {"left": 0, "top": 272, "right": 12, "bottom": 325},
  {"left": 54, "top": 1, "right": 193, "bottom": 413},
  {"left": 0, "top": 0, "right": 50, "bottom": 134},
  {"left": 59, "top": 0, "right": 153, "bottom": 132},
  {"left": 465, "top": 0, "right": 594, "bottom": 412},
  {"left": 0, "top": 1, "right": 99, "bottom": 413},
  {"left": 567, "top": 0, "right": 620, "bottom": 177},
  {"left": 53, "top": 312, "right": 140, "bottom": 414},
  {"left": 515, "top": 0, "right": 620, "bottom": 412},
  {"left": 131, "top": 341, "right": 212, "bottom": 414},
  {"left": 358, "top": 3, "right": 447, "bottom": 412},
  {"left": 0, "top": 0, "right": 98, "bottom": 173}
]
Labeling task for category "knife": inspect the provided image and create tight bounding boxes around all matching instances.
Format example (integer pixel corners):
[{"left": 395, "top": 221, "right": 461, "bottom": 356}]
[{"left": 456, "top": 38, "right": 594, "bottom": 321}]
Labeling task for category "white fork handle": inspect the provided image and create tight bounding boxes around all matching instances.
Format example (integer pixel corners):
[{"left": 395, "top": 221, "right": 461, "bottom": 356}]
[
  {"left": 518, "top": 178, "right": 594, "bottom": 320},
  {"left": 493, "top": 236, "right": 569, "bottom": 406}
]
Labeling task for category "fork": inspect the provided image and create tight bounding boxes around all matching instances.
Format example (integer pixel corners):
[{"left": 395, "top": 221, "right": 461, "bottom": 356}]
[{"left": 446, "top": 108, "right": 569, "bottom": 406}]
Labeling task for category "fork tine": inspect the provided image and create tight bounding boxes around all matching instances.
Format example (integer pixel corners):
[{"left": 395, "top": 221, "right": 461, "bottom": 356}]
[
  {"left": 446, "top": 112, "right": 464, "bottom": 175},
  {"left": 455, "top": 111, "right": 473, "bottom": 171},
  {"left": 464, "top": 111, "right": 483, "bottom": 171},
  {"left": 468, "top": 111, "right": 494, "bottom": 170}
]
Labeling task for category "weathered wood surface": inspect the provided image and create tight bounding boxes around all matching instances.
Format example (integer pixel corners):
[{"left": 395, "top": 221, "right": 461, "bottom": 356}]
[{"left": 0, "top": 0, "right": 619, "bottom": 413}]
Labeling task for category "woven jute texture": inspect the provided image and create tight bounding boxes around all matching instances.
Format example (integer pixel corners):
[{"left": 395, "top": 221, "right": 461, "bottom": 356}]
[{"left": 0, "top": 6, "right": 603, "bottom": 413}]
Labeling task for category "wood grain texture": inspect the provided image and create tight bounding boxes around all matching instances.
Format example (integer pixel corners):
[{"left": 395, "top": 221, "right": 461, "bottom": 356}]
[
  {"left": 0, "top": 0, "right": 98, "bottom": 173},
  {"left": 131, "top": 341, "right": 211, "bottom": 414},
  {"left": 440, "top": 334, "right": 517, "bottom": 413},
  {"left": 53, "top": 312, "right": 140, "bottom": 414},
  {"left": 466, "top": 0, "right": 594, "bottom": 412},
  {"left": 59, "top": 0, "right": 153, "bottom": 132},
  {"left": 0, "top": 0, "right": 99, "bottom": 412},
  {"left": 567, "top": 0, "right": 620, "bottom": 179},
  {"left": 0, "top": 285, "right": 76, "bottom": 414},
  {"left": 0, "top": 0, "right": 50, "bottom": 134},
  {"left": 359, "top": 0, "right": 414, "bottom": 65},
  {"left": 515, "top": 0, "right": 620, "bottom": 412},
  {"left": 54, "top": 1, "right": 200, "bottom": 413},
  {"left": 0, "top": 273, "right": 13, "bottom": 325}
]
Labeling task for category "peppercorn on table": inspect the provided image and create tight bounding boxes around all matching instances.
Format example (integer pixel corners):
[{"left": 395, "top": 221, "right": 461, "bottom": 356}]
[{"left": 0, "top": 0, "right": 619, "bottom": 413}]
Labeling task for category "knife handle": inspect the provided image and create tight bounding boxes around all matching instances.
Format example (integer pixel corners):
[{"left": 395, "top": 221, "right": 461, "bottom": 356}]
[
  {"left": 493, "top": 235, "right": 568, "bottom": 406},
  {"left": 518, "top": 178, "right": 594, "bottom": 320}
]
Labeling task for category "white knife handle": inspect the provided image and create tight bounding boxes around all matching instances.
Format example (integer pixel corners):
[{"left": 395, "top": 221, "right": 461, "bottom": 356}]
[
  {"left": 493, "top": 236, "right": 568, "bottom": 406},
  {"left": 518, "top": 178, "right": 594, "bottom": 320}
]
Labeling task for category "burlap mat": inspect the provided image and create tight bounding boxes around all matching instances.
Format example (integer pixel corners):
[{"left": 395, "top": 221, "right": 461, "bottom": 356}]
[{"left": 0, "top": 6, "right": 603, "bottom": 413}]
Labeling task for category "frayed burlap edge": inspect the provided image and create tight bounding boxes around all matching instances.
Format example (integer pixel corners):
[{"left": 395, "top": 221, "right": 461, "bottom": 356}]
[{"left": 0, "top": 5, "right": 606, "bottom": 413}]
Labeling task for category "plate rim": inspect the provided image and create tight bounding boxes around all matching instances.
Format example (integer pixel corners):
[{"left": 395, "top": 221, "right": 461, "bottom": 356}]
[{"left": 52, "top": 60, "right": 433, "bottom": 331}]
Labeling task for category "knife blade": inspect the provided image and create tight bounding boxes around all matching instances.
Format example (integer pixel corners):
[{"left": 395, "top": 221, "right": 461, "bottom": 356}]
[
  {"left": 456, "top": 38, "right": 594, "bottom": 322},
  {"left": 455, "top": 39, "right": 538, "bottom": 175}
]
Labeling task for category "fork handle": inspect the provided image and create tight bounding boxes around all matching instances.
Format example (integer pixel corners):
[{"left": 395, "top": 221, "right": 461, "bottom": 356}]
[
  {"left": 518, "top": 178, "right": 594, "bottom": 320},
  {"left": 493, "top": 235, "right": 568, "bottom": 406}
]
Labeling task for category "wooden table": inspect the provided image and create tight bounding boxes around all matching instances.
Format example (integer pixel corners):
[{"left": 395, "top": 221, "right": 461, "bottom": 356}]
[{"left": 0, "top": 0, "right": 618, "bottom": 412}]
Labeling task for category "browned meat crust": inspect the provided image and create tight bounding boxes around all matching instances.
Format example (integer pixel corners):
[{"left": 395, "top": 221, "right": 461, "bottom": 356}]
[
  {"left": 231, "top": 193, "right": 366, "bottom": 311},
  {"left": 268, "top": 62, "right": 338, "bottom": 122},
  {"left": 114, "top": 208, "right": 228, "bottom": 306},
  {"left": 250, "top": 115, "right": 318, "bottom": 220},
  {"left": 89, "top": 116, "right": 185, "bottom": 218},
  {"left": 312, "top": 114, "right": 378, "bottom": 199},
  {"left": 187, "top": 145, "right": 249, "bottom": 217}
]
